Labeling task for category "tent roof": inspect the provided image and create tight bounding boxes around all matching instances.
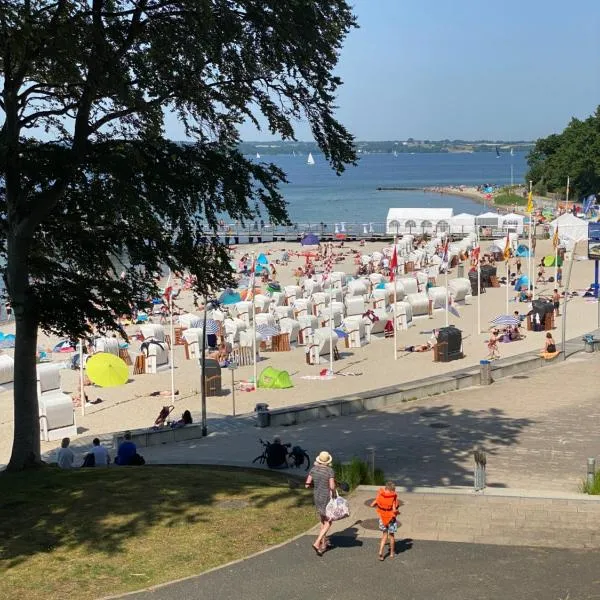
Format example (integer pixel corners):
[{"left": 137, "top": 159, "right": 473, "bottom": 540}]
[
  {"left": 386, "top": 208, "right": 453, "bottom": 221},
  {"left": 476, "top": 211, "right": 501, "bottom": 219},
  {"left": 549, "top": 213, "right": 589, "bottom": 240},
  {"left": 453, "top": 212, "right": 475, "bottom": 219},
  {"left": 501, "top": 212, "right": 525, "bottom": 220}
]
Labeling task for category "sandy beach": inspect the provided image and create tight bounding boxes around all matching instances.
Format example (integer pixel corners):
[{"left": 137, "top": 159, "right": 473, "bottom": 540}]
[{"left": 1, "top": 234, "right": 598, "bottom": 467}]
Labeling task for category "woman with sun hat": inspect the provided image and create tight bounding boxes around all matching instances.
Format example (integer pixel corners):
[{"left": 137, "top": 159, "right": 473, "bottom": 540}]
[{"left": 305, "top": 450, "right": 336, "bottom": 556}]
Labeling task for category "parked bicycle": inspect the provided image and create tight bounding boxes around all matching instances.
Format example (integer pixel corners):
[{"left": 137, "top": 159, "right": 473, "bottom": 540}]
[{"left": 252, "top": 437, "right": 310, "bottom": 470}]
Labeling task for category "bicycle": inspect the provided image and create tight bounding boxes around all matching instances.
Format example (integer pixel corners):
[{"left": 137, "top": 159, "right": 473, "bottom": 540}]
[{"left": 252, "top": 438, "right": 310, "bottom": 470}]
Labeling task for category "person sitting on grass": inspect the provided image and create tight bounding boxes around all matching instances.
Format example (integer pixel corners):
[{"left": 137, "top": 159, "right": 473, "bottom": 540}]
[
  {"left": 266, "top": 435, "right": 289, "bottom": 469},
  {"left": 57, "top": 437, "right": 75, "bottom": 469},
  {"left": 115, "top": 431, "right": 144, "bottom": 466}
]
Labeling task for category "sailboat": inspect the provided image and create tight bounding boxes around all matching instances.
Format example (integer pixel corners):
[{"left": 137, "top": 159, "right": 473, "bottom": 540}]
[
  {"left": 393, "top": 150, "right": 398, "bottom": 157},
  {"left": 307, "top": 152, "right": 315, "bottom": 166},
  {"left": 510, "top": 147, "right": 514, "bottom": 156},
  {"left": 495, "top": 146, "right": 500, "bottom": 159},
  {"left": 256, "top": 152, "right": 261, "bottom": 159}
]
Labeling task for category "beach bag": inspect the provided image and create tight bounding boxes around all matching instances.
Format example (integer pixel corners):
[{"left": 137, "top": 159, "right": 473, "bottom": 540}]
[{"left": 325, "top": 492, "right": 350, "bottom": 521}]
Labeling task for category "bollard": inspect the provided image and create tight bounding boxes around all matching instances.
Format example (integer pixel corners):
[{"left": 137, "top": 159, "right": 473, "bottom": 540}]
[
  {"left": 474, "top": 449, "right": 487, "bottom": 491},
  {"left": 587, "top": 457, "right": 596, "bottom": 487},
  {"left": 479, "top": 360, "right": 492, "bottom": 386},
  {"left": 366, "top": 446, "right": 376, "bottom": 479}
]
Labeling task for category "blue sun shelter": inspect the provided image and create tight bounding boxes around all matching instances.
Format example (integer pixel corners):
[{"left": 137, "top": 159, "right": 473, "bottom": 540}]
[
  {"left": 301, "top": 233, "right": 320, "bottom": 246},
  {"left": 514, "top": 275, "right": 530, "bottom": 291},
  {"left": 515, "top": 244, "right": 530, "bottom": 257}
]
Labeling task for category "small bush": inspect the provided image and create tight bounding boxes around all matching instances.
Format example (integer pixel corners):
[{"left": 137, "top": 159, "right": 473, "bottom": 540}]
[
  {"left": 333, "top": 457, "right": 385, "bottom": 490},
  {"left": 581, "top": 471, "right": 600, "bottom": 494}
]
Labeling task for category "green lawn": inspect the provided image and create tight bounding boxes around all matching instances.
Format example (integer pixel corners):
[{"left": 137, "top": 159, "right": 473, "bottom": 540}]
[
  {"left": 0, "top": 466, "right": 315, "bottom": 600},
  {"left": 494, "top": 191, "right": 527, "bottom": 206}
]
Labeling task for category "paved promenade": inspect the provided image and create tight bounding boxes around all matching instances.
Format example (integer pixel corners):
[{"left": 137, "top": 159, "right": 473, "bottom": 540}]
[{"left": 118, "top": 352, "right": 600, "bottom": 493}]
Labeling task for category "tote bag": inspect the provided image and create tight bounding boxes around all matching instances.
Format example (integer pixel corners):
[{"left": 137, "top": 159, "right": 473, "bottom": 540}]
[{"left": 325, "top": 492, "right": 350, "bottom": 521}]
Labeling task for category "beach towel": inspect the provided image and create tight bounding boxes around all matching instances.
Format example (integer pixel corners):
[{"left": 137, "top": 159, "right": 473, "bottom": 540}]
[{"left": 540, "top": 351, "right": 560, "bottom": 360}]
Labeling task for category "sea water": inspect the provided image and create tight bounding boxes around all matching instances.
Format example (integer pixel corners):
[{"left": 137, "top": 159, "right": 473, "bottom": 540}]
[{"left": 268, "top": 151, "right": 528, "bottom": 224}]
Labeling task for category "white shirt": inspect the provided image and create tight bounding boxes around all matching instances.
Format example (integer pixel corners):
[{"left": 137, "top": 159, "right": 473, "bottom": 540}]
[
  {"left": 91, "top": 445, "right": 110, "bottom": 466},
  {"left": 57, "top": 447, "right": 74, "bottom": 469}
]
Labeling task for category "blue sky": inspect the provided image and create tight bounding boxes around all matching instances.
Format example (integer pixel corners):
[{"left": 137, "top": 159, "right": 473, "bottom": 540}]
[{"left": 166, "top": 0, "right": 600, "bottom": 141}]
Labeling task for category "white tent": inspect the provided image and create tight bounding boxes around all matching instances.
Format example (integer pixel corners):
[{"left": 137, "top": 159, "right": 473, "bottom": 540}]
[
  {"left": 450, "top": 213, "right": 476, "bottom": 234},
  {"left": 475, "top": 211, "right": 501, "bottom": 228},
  {"left": 500, "top": 212, "right": 525, "bottom": 235},
  {"left": 386, "top": 208, "right": 453, "bottom": 235},
  {"left": 549, "top": 213, "right": 589, "bottom": 242}
]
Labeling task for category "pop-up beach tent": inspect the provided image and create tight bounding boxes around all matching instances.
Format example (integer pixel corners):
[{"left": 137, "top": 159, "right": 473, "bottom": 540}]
[
  {"left": 542, "top": 255, "right": 563, "bottom": 267},
  {"left": 257, "top": 367, "right": 293, "bottom": 389},
  {"left": 301, "top": 233, "right": 320, "bottom": 246},
  {"left": 255, "top": 253, "right": 269, "bottom": 273},
  {"left": 514, "top": 275, "right": 530, "bottom": 291},
  {"left": 515, "top": 244, "right": 530, "bottom": 257}
]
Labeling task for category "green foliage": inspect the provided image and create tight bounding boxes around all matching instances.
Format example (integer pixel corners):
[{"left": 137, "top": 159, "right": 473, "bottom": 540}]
[
  {"left": 333, "top": 457, "right": 385, "bottom": 490},
  {"left": 0, "top": 1, "right": 358, "bottom": 470},
  {"left": 581, "top": 471, "right": 600, "bottom": 495},
  {"left": 494, "top": 190, "right": 527, "bottom": 206},
  {"left": 526, "top": 106, "right": 600, "bottom": 199}
]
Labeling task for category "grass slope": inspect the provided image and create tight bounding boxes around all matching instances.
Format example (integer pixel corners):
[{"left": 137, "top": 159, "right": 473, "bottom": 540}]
[{"left": 0, "top": 466, "right": 315, "bottom": 600}]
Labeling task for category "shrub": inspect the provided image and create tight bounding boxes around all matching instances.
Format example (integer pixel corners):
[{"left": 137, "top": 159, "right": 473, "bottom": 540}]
[
  {"left": 581, "top": 471, "right": 600, "bottom": 495},
  {"left": 333, "top": 457, "right": 385, "bottom": 490}
]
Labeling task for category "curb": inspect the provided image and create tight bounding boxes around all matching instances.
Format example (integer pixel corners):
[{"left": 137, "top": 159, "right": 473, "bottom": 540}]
[{"left": 356, "top": 484, "right": 600, "bottom": 502}]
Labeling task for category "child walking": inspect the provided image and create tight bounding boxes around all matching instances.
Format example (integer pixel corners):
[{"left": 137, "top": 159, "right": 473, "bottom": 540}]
[{"left": 370, "top": 481, "right": 400, "bottom": 561}]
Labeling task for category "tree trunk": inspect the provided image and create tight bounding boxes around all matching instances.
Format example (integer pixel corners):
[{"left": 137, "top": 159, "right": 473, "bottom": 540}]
[{"left": 7, "top": 306, "right": 42, "bottom": 470}]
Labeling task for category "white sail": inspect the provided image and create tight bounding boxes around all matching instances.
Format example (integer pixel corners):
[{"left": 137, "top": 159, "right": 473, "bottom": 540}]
[
  {"left": 256, "top": 152, "right": 260, "bottom": 159},
  {"left": 307, "top": 152, "right": 315, "bottom": 165},
  {"left": 393, "top": 150, "right": 398, "bottom": 157}
]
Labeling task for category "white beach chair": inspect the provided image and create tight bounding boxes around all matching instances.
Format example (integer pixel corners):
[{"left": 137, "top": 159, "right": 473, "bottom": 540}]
[
  {"left": 38, "top": 363, "right": 76, "bottom": 442},
  {"left": 279, "top": 317, "right": 300, "bottom": 344}
]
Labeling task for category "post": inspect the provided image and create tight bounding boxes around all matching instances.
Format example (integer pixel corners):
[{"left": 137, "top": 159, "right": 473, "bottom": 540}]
[
  {"left": 393, "top": 280, "right": 398, "bottom": 361},
  {"left": 201, "top": 304, "right": 208, "bottom": 436},
  {"left": 561, "top": 241, "right": 579, "bottom": 361},
  {"left": 587, "top": 457, "right": 596, "bottom": 487},
  {"left": 228, "top": 361, "right": 238, "bottom": 416},
  {"left": 554, "top": 244, "right": 559, "bottom": 284},
  {"left": 477, "top": 247, "right": 481, "bottom": 333},
  {"left": 366, "top": 446, "right": 375, "bottom": 479},
  {"left": 565, "top": 175, "right": 570, "bottom": 213},
  {"left": 79, "top": 339, "right": 85, "bottom": 417}
]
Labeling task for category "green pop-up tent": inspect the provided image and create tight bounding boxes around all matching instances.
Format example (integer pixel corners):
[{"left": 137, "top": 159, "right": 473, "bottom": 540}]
[
  {"left": 258, "top": 367, "right": 293, "bottom": 389},
  {"left": 543, "top": 255, "right": 563, "bottom": 267}
]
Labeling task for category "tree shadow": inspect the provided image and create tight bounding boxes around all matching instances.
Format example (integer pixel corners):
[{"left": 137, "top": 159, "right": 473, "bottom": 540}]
[
  {"left": 283, "top": 402, "right": 535, "bottom": 491},
  {"left": 0, "top": 465, "right": 312, "bottom": 565}
]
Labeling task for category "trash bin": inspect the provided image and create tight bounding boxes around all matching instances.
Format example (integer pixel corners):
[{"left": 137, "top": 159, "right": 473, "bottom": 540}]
[
  {"left": 583, "top": 335, "right": 595, "bottom": 353},
  {"left": 255, "top": 403, "right": 270, "bottom": 428},
  {"left": 457, "top": 264, "right": 465, "bottom": 278},
  {"left": 479, "top": 360, "right": 492, "bottom": 385}
]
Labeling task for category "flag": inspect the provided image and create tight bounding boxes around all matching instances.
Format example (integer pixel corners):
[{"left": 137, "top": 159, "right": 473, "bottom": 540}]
[
  {"left": 526, "top": 191, "right": 534, "bottom": 213},
  {"left": 322, "top": 253, "right": 333, "bottom": 282},
  {"left": 583, "top": 194, "right": 596, "bottom": 214},
  {"left": 389, "top": 244, "right": 398, "bottom": 282},
  {"left": 503, "top": 235, "right": 511, "bottom": 261},
  {"left": 442, "top": 239, "right": 449, "bottom": 263},
  {"left": 552, "top": 226, "right": 559, "bottom": 249},
  {"left": 247, "top": 255, "right": 257, "bottom": 300}
]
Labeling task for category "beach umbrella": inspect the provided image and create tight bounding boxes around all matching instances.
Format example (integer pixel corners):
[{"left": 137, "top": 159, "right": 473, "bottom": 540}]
[
  {"left": 53, "top": 339, "right": 76, "bottom": 353},
  {"left": 256, "top": 324, "right": 280, "bottom": 339},
  {"left": 219, "top": 289, "right": 242, "bottom": 305},
  {"left": 301, "top": 233, "right": 320, "bottom": 246},
  {"left": 490, "top": 315, "right": 520, "bottom": 327},
  {"left": 333, "top": 328, "right": 349, "bottom": 338},
  {"left": 204, "top": 319, "right": 220, "bottom": 335},
  {"left": 85, "top": 352, "right": 129, "bottom": 387}
]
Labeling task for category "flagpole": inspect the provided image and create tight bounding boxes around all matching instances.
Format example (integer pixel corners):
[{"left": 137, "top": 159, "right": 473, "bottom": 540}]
[
  {"left": 79, "top": 339, "right": 85, "bottom": 417},
  {"left": 329, "top": 286, "right": 334, "bottom": 373},
  {"left": 444, "top": 268, "right": 449, "bottom": 327},
  {"left": 169, "top": 289, "right": 175, "bottom": 405},
  {"left": 251, "top": 252, "right": 257, "bottom": 388},
  {"left": 393, "top": 238, "right": 398, "bottom": 360},
  {"left": 565, "top": 175, "right": 570, "bottom": 213},
  {"left": 528, "top": 181, "right": 533, "bottom": 301},
  {"left": 506, "top": 258, "right": 510, "bottom": 314},
  {"left": 477, "top": 246, "right": 481, "bottom": 334}
]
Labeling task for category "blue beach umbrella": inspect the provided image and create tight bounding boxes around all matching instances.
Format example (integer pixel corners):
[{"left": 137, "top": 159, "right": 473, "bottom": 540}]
[
  {"left": 256, "top": 324, "right": 280, "bottom": 339},
  {"left": 204, "top": 319, "right": 220, "bottom": 335},
  {"left": 490, "top": 315, "right": 520, "bottom": 327}
]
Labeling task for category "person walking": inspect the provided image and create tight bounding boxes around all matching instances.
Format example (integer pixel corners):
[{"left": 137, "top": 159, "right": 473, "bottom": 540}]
[
  {"left": 371, "top": 481, "right": 400, "bottom": 561},
  {"left": 552, "top": 288, "right": 561, "bottom": 317},
  {"left": 305, "top": 451, "right": 336, "bottom": 557}
]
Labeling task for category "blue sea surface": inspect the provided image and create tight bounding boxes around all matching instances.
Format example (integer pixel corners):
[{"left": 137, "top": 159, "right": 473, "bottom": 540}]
[{"left": 265, "top": 151, "right": 528, "bottom": 224}]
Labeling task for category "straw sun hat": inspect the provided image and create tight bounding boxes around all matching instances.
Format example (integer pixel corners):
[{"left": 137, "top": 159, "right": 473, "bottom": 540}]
[{"left": 315, "top": 451, "right": 333, "bottom": 466}]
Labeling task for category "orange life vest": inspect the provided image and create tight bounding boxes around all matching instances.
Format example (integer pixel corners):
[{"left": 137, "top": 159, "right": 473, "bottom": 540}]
[{"left": 374, "top": 488, "right": 398, "bottom": 526}]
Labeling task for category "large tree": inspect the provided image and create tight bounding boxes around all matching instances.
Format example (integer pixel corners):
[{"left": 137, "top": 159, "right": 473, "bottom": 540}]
[
  {"left": 526, "top": 106, "right": 600, "bottom": 199},
  {"left": 0, "top": 0, "right": 356, "bottom": 470}
]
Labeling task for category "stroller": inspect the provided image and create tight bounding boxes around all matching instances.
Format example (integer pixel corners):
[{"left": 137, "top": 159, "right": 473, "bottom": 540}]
[{"left": 153, "top": 405, "right": 175, "bottom": 428}]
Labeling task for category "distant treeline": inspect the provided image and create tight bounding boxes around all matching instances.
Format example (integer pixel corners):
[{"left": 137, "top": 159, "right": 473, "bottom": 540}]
[{"left": 238, "top": 140, "right": 534, "bottom": 156}]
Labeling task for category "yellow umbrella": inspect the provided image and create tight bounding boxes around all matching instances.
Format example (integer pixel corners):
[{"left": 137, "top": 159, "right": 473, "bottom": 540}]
[{"left": 86, "top": 353, "right": 129, "bottom": 387}]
